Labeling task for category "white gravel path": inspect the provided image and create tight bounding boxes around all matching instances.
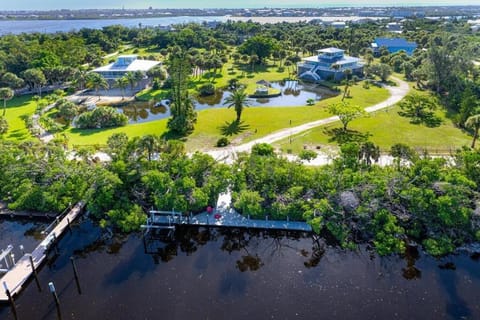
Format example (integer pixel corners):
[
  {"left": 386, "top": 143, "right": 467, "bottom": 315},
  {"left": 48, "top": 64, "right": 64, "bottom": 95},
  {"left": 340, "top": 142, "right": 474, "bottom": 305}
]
[{"left": 206, "top": 77, "right": 410, "bottom": 163}]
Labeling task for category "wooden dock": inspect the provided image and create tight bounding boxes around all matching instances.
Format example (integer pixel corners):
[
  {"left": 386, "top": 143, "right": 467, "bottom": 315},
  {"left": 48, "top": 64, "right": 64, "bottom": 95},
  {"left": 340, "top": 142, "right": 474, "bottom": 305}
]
[
  {"left": 143, "top": 193, "right": 312, "bottom": 232},
  {"left": 0, "top": 202, "right": 85, "bottom": 302}
]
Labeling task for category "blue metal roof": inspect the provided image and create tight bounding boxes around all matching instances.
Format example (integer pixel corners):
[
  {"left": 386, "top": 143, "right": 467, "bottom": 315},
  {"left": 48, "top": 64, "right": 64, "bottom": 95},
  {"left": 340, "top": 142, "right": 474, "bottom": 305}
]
[{"left": 374, "top": 38, "right": 417, "bottom": 48}]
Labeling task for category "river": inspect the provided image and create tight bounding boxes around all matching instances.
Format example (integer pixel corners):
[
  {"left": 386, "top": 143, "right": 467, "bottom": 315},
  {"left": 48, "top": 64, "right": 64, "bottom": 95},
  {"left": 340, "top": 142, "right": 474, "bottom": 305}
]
[
  {"left": 0, "top": 218, "right": 479, "bottom": 319},
  {"left": 0, "top": 16, "right": 227, "bottom": 35},
  {"left": 0, "top": 15, "right": 388, "bottom": 35}
]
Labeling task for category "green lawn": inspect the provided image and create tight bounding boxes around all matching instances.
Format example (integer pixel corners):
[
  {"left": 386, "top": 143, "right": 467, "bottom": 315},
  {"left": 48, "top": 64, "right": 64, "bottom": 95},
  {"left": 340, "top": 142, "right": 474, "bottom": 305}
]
[
  {"left": 2, "top": 95, "right": 37, "bottom": 141},
  {"left": 66, "top": 119, "right": 168, "bottom": 147},
  {"left": 275, "top": 104, "right": 471, "bottom": 154},
  {"left": 65, "top": 83, "right": 389, "bottom": 150},
  {"left": 136, "top": 58, "right": 293, "bottom": 102}
]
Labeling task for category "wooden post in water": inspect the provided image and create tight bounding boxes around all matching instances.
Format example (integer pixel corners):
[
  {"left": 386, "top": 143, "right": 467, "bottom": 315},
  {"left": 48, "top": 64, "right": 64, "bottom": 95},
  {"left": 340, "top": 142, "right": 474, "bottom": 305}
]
[
  {"left": 49, "top": 282, "right": 62, "bottom": 319},
  {"left": 67, "top": 218, "right": 72, "bottom": 234},
  {"left": 52, "top": 233, "right": 59, "bottom": 255},
  {"left": 70, "top": 257, "right": 82, "bottom": 295},
  {"left": 3, "top": 281, "right": 18, "bottom": 320},
  {"left": 29, "top": 255, "right": 42, "bottom": 292}
]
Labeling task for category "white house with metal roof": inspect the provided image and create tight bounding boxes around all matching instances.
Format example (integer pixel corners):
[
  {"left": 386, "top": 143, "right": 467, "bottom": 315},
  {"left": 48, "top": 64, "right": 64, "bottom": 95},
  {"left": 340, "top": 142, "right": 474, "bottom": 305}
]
[
  {"left": 297, "top": 47, "right": 363, "bottom": 82},
  {"left": 92, "top": 55, "right": 161, "bottom": 80}
]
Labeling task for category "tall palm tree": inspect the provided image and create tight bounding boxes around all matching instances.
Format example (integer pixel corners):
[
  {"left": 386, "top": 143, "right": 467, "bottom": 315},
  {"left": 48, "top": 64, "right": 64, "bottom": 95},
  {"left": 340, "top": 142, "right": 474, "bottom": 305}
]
[
  {"left": 86, "top": 73, "right": 109, "bottom": 100},
  {"left": 465, "top": 114, "right": 480, "bottom": 148},
  {"left": 114, "top": 76, "right": 129, "bottom": 99},
  {"left": 0, "top": 116, "right": 8, "bottom": 135},
  {"left": 71, "top": 69, "right": 88, "bottom": 90},
  {"left": 125, "top": 71, "right": 144, "bottom": 91},
  {"left": 331, "top": 63, "right": 341, "bottom": 82},
  {"left": 0, "top": 87, "right": 14, "bottom": 116},
  {"left": 250, "top": 54, "right": 259, "bottom": 73},
  {"left": 137, "top": 134, "right": 161, "bottom": 162},
  {"left": 223, "top": 89, "right": 251, "bottom": 122}
]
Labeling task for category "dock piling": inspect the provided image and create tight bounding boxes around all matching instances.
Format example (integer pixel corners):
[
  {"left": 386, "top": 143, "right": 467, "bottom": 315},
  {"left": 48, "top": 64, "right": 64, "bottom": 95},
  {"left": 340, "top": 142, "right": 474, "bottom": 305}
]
[
  {"left": 49, "top": 282, "right": 61, "bottom": 317},
  {"left": 29, "top": 255, "right": 41, "bottom": 292},
  {"left": 52, "top": 233, "right": 59, "bottom": 255},
  {"left": 67, "top": 218, "right": 72, "bottom": 234},
  {"left": 70, "top": 257, "right": 82, "bottom": 295},
  {"left": 3, "top": 282, "right": 18, "bottom": 320}
]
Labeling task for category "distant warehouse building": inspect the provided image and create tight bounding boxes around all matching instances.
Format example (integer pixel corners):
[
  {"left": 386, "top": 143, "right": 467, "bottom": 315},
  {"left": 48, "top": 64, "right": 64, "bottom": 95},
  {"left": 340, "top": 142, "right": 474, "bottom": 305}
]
[
  {"left": 92, "top": 55, "right": 161, "bottom": 80},
  {"left": 371, "top": 38, "right": 418, "bottom": 56}
]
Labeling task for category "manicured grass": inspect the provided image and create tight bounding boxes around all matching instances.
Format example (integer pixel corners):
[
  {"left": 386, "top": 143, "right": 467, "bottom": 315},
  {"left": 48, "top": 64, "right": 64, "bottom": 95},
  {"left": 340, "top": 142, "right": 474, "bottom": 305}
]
[
  {"left": 136, "top": 59, "right": 292, "bottom": 102},
  {"left": 66, "top": 119, "right": 168, "bottom": 147},
  {"left": 65, "top": 83, "right": 389, "bottom": 150},
  {"left": 2, "top": 95, "right": 37, "bottom": 141},
  {"left": 275, "top": 104, "right": 471, "bottom": 154},
  {"left": 186, "top": 83, "right": 388, "bottom": 150}
]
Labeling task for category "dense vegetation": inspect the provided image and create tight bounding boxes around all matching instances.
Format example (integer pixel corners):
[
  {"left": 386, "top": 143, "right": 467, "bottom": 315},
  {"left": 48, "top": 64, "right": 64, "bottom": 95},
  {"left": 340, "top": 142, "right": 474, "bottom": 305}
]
[
  {"left": 0, "top": 18, "right": 479, "bottom": 258},
  {"left": 0, "top": 137, "right": 479, "bottom": 256},
  {"left": 231, "top": 142, "right": 480, "bottom": 256}
]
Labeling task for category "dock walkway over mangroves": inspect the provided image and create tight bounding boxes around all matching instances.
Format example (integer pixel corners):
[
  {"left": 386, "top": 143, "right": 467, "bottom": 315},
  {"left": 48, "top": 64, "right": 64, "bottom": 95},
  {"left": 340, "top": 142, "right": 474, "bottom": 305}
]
[
  {"left": 0, "top": 202, "right": 85, "bottom": 302},
  {"left": 143, "top": 193, "right": 312, "bottom": 233}
]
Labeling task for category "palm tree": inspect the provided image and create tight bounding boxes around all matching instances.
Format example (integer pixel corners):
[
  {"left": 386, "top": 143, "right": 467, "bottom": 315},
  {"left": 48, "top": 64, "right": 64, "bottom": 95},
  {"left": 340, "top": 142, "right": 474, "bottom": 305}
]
[
  {"left": 114, "top": 77, "right": 129, "bottom": 100},
  {"left": 71, "top": 69, "right": 88, "bottom": 90},
  {"left": 250, "top": 54, "right": 259, "bottom": 73},
  {"left": 137, "top": 134, "right": 161, "bottom": 162},
  {"left": 86, "top": 73, "right": 109, "bottom": 100},
  {"left": 331, "top": 63, "right": 341, "bottom": 82},
  {"left": 223, "top": 89, "right": 251, "bottom": 122},
  {"left": 0, "top": 116, "right": 8, "bottom": 135},
  {"left": 465, "top": 114, "right": 480, "bottom": 148},
  {"left": 0, "top": 87, "right": 14, "bottom": 116},
  {"left": 359, "top": 141, "right": 380, "bottom": 167},
  {"left": 125, "top": 71, "right": 144, "bottom": 92}
]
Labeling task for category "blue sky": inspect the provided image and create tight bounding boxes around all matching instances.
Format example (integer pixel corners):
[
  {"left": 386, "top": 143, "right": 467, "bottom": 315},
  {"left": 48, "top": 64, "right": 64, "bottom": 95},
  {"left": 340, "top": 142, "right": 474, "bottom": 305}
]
[{"left": 3, "top": 0, "right": 479, "bottom": 10}]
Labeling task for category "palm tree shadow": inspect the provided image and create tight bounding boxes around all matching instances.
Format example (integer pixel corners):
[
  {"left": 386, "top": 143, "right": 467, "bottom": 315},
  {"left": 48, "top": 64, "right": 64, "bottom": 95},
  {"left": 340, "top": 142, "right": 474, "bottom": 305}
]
[
  {"left": 220, "top": 120, "right": 250, "bottom": 136},
  {"left": 324, "top": 127, "right": 371, "bottom": 144}
]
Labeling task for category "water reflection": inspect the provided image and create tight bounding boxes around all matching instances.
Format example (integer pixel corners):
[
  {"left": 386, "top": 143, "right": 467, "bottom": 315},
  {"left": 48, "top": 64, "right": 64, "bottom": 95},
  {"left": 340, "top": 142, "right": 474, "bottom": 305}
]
[
  {"left": 402, "top": 245, "right": 422, "bottom": 280},
  {"left": 114, "top": 81, "right": 338, "bottom": 124},
  {"left": 1, "top": 219, "right": 480, "bottom": 320}
]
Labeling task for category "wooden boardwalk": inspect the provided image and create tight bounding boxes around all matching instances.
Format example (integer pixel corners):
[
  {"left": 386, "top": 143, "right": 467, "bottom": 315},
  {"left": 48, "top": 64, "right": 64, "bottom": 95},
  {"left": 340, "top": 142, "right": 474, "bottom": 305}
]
[
  {"left": 144, "top": 193, "right": 312, "bottom": 232},
  {"left": 0, "top": 202, "right": 85, "bottom": 302}
]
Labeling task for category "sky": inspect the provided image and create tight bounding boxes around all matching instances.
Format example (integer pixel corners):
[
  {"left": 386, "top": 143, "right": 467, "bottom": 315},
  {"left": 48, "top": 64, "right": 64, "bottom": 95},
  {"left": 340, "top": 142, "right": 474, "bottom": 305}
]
[{"left": 2, "top": 0, "right": 480, "bottom": 11}]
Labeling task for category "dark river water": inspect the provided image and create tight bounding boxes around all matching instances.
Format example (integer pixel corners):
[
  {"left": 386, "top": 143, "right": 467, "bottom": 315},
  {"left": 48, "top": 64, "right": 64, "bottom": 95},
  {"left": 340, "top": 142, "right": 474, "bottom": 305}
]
[{"left": 0, "top": 218, "right": 479, "bottom": 320}]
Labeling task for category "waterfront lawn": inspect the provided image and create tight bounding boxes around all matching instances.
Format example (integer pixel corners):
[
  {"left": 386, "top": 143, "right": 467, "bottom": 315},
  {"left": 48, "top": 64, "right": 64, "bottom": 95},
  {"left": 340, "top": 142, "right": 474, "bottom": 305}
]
[
  {"left": 65, "top": 84, "right": 389, "bottom": 151},
  {"left": 2, "top": 95, "right": 37, "bottom": 141},
  {"left": 66, "top": 119, "right": 168, "bottom": 147},
  {"left": 185, "top": 83, "right": 389, "bottom": 150},
  {"left": 275, "top": 104, "right": 471, "bottom": 154},
  {"left": 65, "top": 83, "right": 389, "bottom": 150}
]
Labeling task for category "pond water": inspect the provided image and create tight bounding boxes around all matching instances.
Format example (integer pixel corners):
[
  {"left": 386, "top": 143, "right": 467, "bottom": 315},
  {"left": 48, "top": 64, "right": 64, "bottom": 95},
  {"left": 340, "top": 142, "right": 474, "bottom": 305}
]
[
  {"left": 0, "top": 218, "right": 479, "bottom": 320},
  {"left": 116, "top": 81, "right": 337, "bottom": 124}
]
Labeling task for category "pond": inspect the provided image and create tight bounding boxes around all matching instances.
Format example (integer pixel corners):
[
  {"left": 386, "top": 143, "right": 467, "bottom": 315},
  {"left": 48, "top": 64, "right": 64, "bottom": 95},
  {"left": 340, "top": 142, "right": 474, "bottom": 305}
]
[
  {"left": 115, "top": 81, "right": 337, "bottom": 124},
  {"left": 1, "top": 218, "right": 479, "bottom": 320}
]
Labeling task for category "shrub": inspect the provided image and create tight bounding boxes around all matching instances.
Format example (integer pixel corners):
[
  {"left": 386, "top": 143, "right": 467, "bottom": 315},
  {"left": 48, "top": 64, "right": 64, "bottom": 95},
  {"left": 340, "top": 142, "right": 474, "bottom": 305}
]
[
  {"left": 198, "top": 83, "right": 215, "bottom": 97},
  {"left": 299, "top": 150, "right": 317, "bottom": 162},
  {"left": 216, "top": 137, "right": 230, "bottom": 147},
  {"left": 152, "top": 79, "right": 160, "bottom": 90},
  {"left": 251, "top": 143, "right": 275, "bottom": 156},
  {"left": 76, "top": 107, "right": 128, "bottom": 129}
]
